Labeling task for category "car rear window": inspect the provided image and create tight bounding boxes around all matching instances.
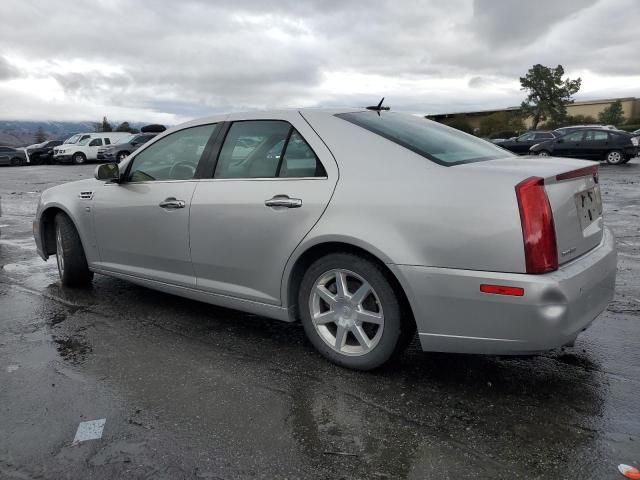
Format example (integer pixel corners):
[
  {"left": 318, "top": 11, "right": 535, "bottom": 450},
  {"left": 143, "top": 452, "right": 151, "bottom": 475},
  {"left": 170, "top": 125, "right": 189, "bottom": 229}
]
[{"left": 336, "top": 112, "right": 511, "bottom": 166}]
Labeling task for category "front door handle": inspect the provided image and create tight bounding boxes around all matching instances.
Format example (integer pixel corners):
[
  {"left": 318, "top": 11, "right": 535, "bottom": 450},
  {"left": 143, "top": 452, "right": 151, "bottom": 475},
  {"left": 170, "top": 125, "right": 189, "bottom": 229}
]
[
  {"left": 159, "top": 197, "right": 186, "bottom": 209},
  {"left": 265, "top": 195, "right": 302, "bottom": 208}
]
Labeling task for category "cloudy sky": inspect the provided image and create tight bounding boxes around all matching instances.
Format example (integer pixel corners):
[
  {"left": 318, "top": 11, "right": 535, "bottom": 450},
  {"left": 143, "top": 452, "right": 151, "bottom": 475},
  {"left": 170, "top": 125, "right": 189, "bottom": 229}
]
[{"left": 0, "top": 0, "right": 638, "bottom": 124}]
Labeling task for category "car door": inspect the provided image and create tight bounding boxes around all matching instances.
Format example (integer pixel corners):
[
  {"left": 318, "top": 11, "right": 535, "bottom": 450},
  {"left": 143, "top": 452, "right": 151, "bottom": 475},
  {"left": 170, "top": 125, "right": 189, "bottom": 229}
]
[
  {"left": 0, "top": 147, "right": 11, "bottom": 165},
  {"left": 85, "top": 138, "right": 104, "bottom": 160},
  {"left": 189, "top": 115, "right": 338, "bottom": 305},
  {"left": 91, "top": 123, "right": 219, "bottom": 287},
  {"left": 554, "top": 130, "right": 585, "bottom": 157},
  {"left": 581, "top": 130, "right": 609, "bottom": 160},
  {"left": 511, "top": 132, "right": 535, "bottom": 154}
]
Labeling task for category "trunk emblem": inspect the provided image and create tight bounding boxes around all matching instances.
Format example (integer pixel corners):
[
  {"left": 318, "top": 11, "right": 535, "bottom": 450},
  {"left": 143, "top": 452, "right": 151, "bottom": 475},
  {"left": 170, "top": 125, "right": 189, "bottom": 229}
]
[{"left": 561, "top": 247, "right": 576, "bottom": 257}]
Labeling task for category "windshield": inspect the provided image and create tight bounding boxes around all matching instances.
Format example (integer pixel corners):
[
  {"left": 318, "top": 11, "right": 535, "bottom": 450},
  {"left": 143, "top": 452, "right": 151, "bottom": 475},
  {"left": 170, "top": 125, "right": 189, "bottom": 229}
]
[
  {"left": 115, "top": 135, "right": 135, "bottom": 145},
  {"left": 64, "top": 134, "right": 81, "bottom": 144},
  {"left": 78, "top": 137, "right": 91, "bottom": 146},
  {"left": 336, "top": 112, "right": 511, "bottom": 166}
]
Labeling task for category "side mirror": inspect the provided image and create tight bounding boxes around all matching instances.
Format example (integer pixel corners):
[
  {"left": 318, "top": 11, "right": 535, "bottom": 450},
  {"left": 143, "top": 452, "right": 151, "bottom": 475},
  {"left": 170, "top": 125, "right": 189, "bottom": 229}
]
[{"left": 95, "top": 163, "right": 120, "bottom": 182}]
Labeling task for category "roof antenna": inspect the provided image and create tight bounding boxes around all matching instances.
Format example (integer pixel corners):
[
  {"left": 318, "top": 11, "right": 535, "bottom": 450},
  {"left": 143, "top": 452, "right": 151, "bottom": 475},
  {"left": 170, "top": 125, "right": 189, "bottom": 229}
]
[{"left": 366, "top": 97, "right": 390, "bottom": 115}]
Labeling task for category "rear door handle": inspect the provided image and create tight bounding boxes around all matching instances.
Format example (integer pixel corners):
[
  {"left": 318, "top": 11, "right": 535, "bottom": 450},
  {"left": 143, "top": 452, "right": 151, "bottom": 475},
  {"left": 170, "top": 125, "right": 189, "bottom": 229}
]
[
  {"left": 264, "top": 195, "right": 302, "bottom": 208},
  {"left": 159, "top": 197, "right": 186, "bottom": 209}
]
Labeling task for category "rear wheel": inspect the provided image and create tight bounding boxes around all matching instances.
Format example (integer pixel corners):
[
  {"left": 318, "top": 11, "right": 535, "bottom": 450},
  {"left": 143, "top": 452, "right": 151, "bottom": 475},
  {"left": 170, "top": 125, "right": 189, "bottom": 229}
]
[
  {"left": 299, "top": 252, "right": 414, "bottom": 370},
  {"left": 72, "top": 152, "right": 86, "bottom": 165},
  {"left": 54, "top": 213, "right": 94, "bottom": 287},
  {"left": 10, "top": 157, "right": 24, "bottom": 166},
  {"left": 605, "top": 150, "right": 624, "bottom": 165},
  {"left": 537, "top": 150, "right": 551, "bottom": 157}
]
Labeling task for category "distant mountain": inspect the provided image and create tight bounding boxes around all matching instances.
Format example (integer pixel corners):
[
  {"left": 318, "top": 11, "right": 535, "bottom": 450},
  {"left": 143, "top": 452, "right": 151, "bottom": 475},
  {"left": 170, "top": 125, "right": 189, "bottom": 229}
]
[{"left": 0, "top": 120, "right": 148, "bottom": 147}]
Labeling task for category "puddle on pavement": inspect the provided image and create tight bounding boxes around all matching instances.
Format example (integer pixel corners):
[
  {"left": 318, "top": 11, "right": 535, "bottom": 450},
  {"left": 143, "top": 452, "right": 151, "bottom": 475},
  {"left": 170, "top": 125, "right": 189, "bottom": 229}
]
[{"left": 53, "top": 335, "right": 92, "bottom": 364}]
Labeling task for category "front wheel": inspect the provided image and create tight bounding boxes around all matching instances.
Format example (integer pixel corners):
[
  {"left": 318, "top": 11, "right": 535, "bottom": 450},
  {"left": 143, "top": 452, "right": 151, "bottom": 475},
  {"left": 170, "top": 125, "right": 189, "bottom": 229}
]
[
  {"left": 72, "top": 152, "right": 87, "bottom": 165},
  {"left": 10, "top": 157, "right": 24, "bottom": 166},
  {"left": 537, "top": 150, "right": 551, "bottom": 157},
  {"left": 605, "top": 150, "right": 624, "bottom": 165},
  {"left": 298, "top": 253, "right": 414, "bottom": 370},
  {"left": 55, "top": 213, "right": 94, "bottom": 287}
]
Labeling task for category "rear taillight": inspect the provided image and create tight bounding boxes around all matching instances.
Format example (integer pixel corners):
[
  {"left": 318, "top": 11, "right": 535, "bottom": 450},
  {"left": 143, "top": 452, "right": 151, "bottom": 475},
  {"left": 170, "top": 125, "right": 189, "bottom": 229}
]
[{"left": 515, "top": 176, "right": 558, "bottom": 274}]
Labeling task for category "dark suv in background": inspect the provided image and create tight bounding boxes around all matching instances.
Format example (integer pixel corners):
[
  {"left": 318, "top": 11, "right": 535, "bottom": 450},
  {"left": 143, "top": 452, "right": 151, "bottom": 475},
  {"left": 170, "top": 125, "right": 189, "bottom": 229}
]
[
  {"left": 97, "top": 133, "right": 157, "bottom": 163},
  {"left": 494, "top": 131, "right": 556, "bottom": 154},
  {"left": 530, "top": 128, "right": 639, "bottom": 164},
  {"left": 26, "top": 140, "right": 63, "bottom": 165}
]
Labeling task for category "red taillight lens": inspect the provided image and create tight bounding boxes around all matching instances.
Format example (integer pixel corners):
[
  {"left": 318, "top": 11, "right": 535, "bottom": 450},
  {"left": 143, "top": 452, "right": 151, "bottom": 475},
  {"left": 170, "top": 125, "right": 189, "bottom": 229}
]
[
  {"left": 480, "top": 284, "right": 525, "bottom": 296},
  {"left": 515, "top": 176, "right": 558, "bottom": 274}
]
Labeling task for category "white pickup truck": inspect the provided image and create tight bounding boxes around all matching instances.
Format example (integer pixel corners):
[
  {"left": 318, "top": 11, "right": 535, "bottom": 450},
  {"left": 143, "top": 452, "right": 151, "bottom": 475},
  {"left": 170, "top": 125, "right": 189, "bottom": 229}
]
[{"left": 53, "top": 132, "right": 131, "bottom": 165}]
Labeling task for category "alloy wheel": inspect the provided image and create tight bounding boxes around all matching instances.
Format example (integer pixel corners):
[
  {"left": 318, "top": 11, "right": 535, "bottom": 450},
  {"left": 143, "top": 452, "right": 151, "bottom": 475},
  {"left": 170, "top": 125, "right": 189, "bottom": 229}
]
[
  {"left": 538, "top": 150, "right": 550, "bottom": 157},
  {"left": 606, "top": 151, "right": 622, "bottom": 164},
  {"left": 309, "top": 269, "right": 384, "bottom": 356}
]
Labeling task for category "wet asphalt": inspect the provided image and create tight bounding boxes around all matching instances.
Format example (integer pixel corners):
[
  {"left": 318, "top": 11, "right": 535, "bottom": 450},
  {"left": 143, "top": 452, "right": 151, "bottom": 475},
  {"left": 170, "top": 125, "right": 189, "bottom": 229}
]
[{"left": 0, "top": 160, "right": 638, "bottom": 480}]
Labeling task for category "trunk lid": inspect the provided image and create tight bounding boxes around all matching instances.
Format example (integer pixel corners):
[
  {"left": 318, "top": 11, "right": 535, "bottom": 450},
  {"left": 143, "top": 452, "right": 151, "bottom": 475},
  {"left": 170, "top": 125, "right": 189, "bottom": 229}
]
[{"left": 461, "top": 157, "right": 603, "bottom": 266}]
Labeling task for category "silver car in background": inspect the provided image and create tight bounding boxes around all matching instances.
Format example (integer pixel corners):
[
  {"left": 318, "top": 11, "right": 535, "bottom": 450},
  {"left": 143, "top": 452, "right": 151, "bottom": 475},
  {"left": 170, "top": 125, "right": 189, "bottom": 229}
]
[{"left": 33, "top": 109, "right": 617, "bottom": 370}]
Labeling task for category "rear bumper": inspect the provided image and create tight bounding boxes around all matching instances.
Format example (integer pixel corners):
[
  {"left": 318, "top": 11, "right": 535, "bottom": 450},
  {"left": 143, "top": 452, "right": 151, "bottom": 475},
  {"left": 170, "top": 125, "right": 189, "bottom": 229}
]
[{"left": 391, "top": 227, "right": 617, "bottom": 354}]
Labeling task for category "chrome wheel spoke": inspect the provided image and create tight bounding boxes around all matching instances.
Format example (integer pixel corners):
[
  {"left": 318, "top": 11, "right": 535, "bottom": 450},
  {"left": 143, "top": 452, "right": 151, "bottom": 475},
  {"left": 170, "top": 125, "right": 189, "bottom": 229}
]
[
  {"left": 349, "top": 283, "right": 371, "bottom": 306},
  {"left": 313, "top": 310, "right": 335, "bottom": 325},
  {"left": 334, "top": 325, "right": 348, "bottom": 349},
  {"left": 356, "top": 309, "right": 383, "bottom": 325},
  {"left": 335, "top": 271, "right": 348, "bottom": 297},
  {"left": 352, "top": 325, "right": 371, "bottom": 349},
  {"left": 315, "top": 285, "right": 337, "bottom": 306}
]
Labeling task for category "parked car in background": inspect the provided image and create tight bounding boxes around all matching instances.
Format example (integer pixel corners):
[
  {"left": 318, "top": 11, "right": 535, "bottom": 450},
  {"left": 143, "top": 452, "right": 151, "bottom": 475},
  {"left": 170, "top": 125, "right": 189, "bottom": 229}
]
[
  {"left": 62, "top": 133, "right": 92, "bottom": 146},
  {"left": 33, "top": 109, "right": 616, "bottom": 370},
  {"left": 53, "top": 132, "right": 131, "bottom": 164},
  {"left": 26, "top": 140, "right": 63, "bottom": 165},
  {"left": 531, "top": 128, "right": 639, "bottom": 164},
  {"left": 0, "top": 146, "right": 28, "bottom": 166},
  {"left": 553, "top": 124, "right": 616, "bottom": 136},
  {"left": 494, "top": 131, "right": 557, "bottom": 155},
  {"left": 97, "top": 133, "right": 157, "bottom": 163}
]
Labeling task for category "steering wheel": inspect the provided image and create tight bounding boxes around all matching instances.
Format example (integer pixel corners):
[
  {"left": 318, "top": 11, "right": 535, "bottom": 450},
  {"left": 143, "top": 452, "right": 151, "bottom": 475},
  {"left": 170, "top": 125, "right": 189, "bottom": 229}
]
[{"left": 169, "top": 161, "right": 196, "bottom": 180}]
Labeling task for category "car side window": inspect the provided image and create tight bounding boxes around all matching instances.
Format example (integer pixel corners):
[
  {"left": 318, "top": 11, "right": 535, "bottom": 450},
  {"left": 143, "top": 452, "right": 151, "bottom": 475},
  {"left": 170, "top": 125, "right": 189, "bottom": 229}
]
[
  {"left": 565, "top": 131, "right": 585, "bottom": 142},
  {"left": 127, "top": 124, "right": 217, "bottom": 182},
  {"left": 518, "top": 132, "right": 535, "bottom": 141},
  {"left": 535, "top": 133, "right": 553, "bottom": 140},
  {"left": 105, "top": 138, "right": 111, "bottom": 145},
  {"left": 214, "top": 121, "right": 325, "bottom": 179},
  {"left": 584, "top": 130, "right": 608, "bottom": 142},
  {"left": 89, "top": 139, "right": 103, "bottom": 147},
  {"left": 214, "top": 121, "right": 291, "bottom": 178},
  {"left": 279, "top": 130, "right": 326, "bottom": 177}
]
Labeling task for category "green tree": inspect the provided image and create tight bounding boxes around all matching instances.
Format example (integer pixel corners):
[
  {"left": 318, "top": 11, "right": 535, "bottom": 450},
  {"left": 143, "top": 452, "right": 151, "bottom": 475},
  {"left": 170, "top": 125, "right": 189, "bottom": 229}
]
[
  {"left": 95, "top": 116, "right": 113, "bottom": 132},
  {"left": 444, "top": 115, "right": 474, "bottom": 134},
  {"left": 34, "top": 126, "right": 46, "bottom": 143},
  {"left": 478, "top": 111, "right": 525, "bottom": 138},
  {"left": 541, "top": 114, "right": 597, "bottom": 129},
  {"left": 115, "top": 121, "right": 138, "bottom": 133},
  {"left": 520, "top": 64, "right": 581, "bottom": 129},
  {"left": 598, "top": 100, "right": 625, "bottom": 125}
]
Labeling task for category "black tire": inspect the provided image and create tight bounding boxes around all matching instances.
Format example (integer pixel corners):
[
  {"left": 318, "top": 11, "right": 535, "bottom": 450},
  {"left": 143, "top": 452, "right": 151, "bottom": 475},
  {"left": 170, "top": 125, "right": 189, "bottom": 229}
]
[
  {"left": 10, "top": 157, "right": 24, "bottom": 166},
  {"left": 298, "top": 252, "right": 414, "bottom": 370},
  {"left": 54, "top": 213, "right": 94, "bottom": 287},
  {"left": 72, "top": 152, "right": 87, "bottom": 165},
  {"left": 537, "top": 150, "right": 551, "bottom": 157},
  {"left": 605, "top": 149, "right": 624, "bottom": 165}
]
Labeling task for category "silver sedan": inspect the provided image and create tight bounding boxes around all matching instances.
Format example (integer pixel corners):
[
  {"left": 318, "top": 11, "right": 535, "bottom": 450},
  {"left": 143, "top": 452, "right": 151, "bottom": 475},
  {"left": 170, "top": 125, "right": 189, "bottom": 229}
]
[{"left": 33, "top": 109, "right": 617, "bottom": 370}]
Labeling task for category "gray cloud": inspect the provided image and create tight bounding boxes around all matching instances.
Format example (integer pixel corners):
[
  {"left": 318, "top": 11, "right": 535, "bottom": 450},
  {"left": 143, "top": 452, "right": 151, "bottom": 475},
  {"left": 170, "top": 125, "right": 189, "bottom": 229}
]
[{"left": 0, "top": 0, "right": 638, "bottom": 121}]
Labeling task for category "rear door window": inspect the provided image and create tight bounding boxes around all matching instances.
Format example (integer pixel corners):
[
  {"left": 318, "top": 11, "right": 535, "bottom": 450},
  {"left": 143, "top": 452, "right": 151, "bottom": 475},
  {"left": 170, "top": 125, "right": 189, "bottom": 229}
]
[{"left": 214, "top": 121, "right": 326, "bottom": 178}]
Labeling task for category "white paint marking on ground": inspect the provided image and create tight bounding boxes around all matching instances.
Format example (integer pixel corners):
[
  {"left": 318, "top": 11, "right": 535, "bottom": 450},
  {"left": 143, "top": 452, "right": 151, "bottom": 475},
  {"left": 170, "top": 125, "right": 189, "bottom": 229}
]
[
  {"left": 72, "top": 419, "right": 106, "bottom": 444},
  {"left": 6, "top": 365, "right": 19, "bottom": 373}
]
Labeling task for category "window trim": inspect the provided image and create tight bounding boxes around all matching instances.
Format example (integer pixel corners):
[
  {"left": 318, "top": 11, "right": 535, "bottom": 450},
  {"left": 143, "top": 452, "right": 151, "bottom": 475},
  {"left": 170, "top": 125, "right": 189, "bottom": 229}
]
[
  {"left": 208, "top": 119, "right": 327, "bottom": 180},
  {"left": 122, "top": 123, "right": 221, "bottom": 184}
]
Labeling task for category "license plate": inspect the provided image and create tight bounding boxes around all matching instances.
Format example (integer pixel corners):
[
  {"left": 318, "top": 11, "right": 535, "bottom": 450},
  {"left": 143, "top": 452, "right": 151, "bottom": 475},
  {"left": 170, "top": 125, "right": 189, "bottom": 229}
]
[{"left": 574, "top": 186, "right": 602, "bottom": 230}]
